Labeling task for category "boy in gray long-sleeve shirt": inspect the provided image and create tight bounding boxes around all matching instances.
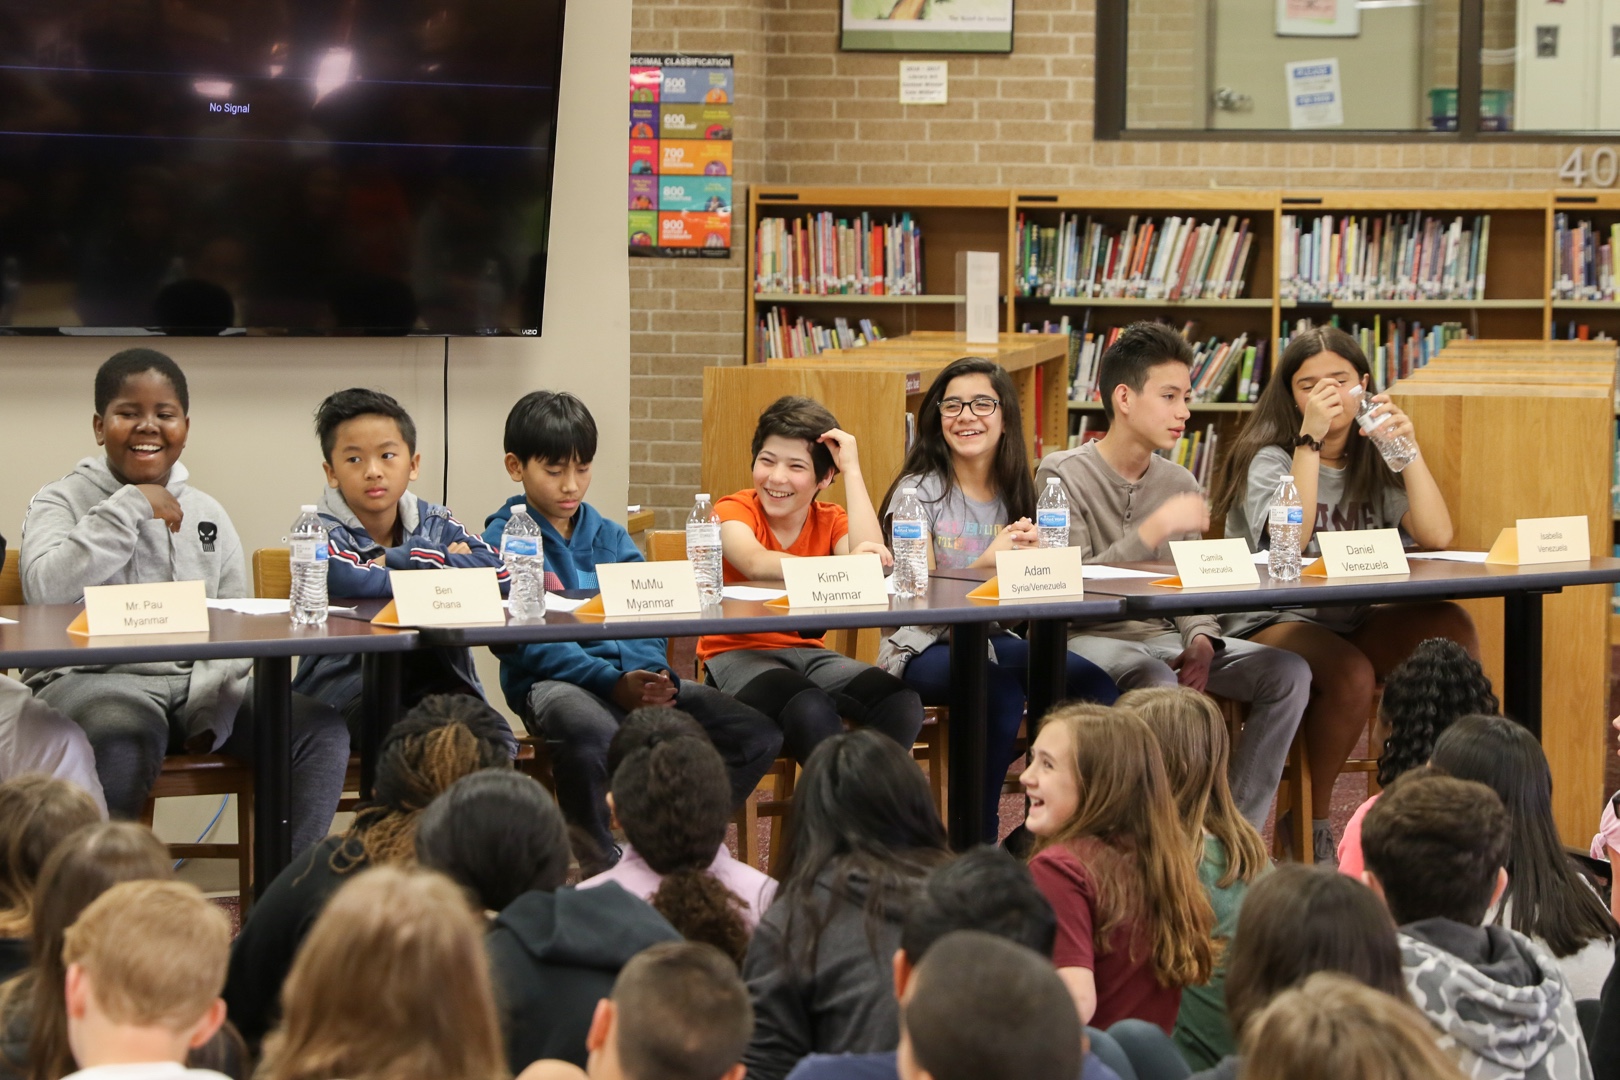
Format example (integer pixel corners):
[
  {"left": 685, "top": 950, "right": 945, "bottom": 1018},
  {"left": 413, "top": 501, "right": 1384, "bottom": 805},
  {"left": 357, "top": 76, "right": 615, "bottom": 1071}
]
[{"left": 1036, "top": 323, "right": 1309, "bottom": 827}]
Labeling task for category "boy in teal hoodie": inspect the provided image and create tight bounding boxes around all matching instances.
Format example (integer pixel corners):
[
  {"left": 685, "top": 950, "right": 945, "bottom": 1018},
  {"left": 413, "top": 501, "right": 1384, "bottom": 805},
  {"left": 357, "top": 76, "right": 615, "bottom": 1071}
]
[{"left": 482, "top": 391, "right": 780, "bottom": 869}]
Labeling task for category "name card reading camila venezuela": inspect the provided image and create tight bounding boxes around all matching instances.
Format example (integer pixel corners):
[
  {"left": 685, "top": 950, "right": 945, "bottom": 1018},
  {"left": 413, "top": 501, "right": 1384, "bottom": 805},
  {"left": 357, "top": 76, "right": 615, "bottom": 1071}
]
[
  {"left": 1485, "top": 516, "right": 1591, "bottom": 566},
  {"left": 373, "top": 568, "right": 505, "bottom": 627},
  {"left": 74, "top": 580, "right": 210, "bottom": 637},
  {"left": 1305, "top": 529, "right": 1410, "bottom": 578},
  {"left": 994, "top": 547, "right": 1085, "bottom": 600},
  {"left": 596, "top": 560, "right": 703, "bottom": 617},
  {"left": 780, "top": 554, "right": 888, "bottom": 609},
  {"left": 1159, "top": 539, "right": 1261, "bottom": 588}
]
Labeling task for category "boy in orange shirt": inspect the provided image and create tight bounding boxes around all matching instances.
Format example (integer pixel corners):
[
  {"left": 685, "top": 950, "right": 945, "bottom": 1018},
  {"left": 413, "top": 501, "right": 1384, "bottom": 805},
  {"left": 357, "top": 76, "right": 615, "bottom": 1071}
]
[{"left": 697, "top": 396, "right": 923, "bottom": 763}]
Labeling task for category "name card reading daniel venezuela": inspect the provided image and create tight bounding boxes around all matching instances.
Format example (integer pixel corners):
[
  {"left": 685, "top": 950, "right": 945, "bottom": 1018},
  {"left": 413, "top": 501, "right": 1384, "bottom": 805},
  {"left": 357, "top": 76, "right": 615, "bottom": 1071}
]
[
  {"left": 1305, "top": 529, "right": 1410, "bottom": 578},
  {"left": 595, "top": 560, "right": 702, "bottom": 617},
  {"left": 780, "top": 554, "right": 888, "bottom": 609},
  {"left": 74, "top": 580, "right": 210, "bottom": 637},
  {"left": 374, "top": 567, "right": 505, "bottom": 627},
  {"left": 1159, "top": 539, "right": 1260, "bottom": 588},
  {"left": 1485, "top": 516, "right": 1591, "bottom": 566},
  {"left": 994, "top": 547, "right": 1084, "bottom": 600}
]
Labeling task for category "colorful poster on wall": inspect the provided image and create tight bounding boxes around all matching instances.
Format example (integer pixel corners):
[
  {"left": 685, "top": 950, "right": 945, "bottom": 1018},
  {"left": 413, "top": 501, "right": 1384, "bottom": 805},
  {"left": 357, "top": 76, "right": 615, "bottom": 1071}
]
[
  {"left": 840, "top": 0, "right": 1013, "bottom": 53},
  {"left": 629, "top": 54, "right": 733, "bottom": 259}
]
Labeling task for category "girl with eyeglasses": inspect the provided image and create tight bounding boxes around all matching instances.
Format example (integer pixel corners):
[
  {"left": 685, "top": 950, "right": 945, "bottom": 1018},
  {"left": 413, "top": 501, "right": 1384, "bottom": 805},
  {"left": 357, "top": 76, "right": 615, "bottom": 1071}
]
[{"left": 877, "top": 357, "right": 1118, "bottom": 842}]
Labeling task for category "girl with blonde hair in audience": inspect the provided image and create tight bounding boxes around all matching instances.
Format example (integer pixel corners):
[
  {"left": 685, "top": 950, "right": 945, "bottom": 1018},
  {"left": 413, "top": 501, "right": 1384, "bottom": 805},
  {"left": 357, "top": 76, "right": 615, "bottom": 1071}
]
[
  {"left": 1121, "top": 687, "right": 1268, "bottom": 1071},
  {"left": 0, "top": 778, "right": 101, "bottom": 983},
  {"left": 1020, "top": 703, "right": 1216, "bottom": 1033},
  {"left": 255, "top": 867, "right": 506, "bottom": 1080}
]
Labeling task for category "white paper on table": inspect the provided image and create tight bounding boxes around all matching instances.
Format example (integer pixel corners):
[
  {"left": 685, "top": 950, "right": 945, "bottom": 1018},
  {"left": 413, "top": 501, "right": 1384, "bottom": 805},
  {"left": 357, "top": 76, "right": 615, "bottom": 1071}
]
[
  {"left": 0, "top": 616, "right": 16, "bottom": 625},
  {"left": 1406, "top": 551, "right": 1489, "bottom": 563},
  {"left": 886, "top": 576, "right": 898, "bottom": 595},
  {"left": 1082, "top": 564, "right": 1163, "bottom": 580},
  {"left": 722, "top": 585, "right": 788, "bottom": 601},
  {"left": 206, "top": 598, "right": 291, "bottom": 616},
  {"left": 1251, "top": 551, "right": 1272, "bottom": 564},
  {"left": 541, "top": 593, "right": 588, "bottom": 613}
]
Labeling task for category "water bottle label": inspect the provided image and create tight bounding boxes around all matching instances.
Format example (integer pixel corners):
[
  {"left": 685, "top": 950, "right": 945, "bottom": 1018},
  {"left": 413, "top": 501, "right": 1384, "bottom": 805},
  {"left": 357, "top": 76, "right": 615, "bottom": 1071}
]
[
  {"left": 314, "top": 543, "right": 328, "bottom": 562},
  {"left": 1359, "top": 408, "right": 1392, "bottom": 432},
  {"left": 1036, "top": 510, "right": 1068, "bottom": 529},
  {"left": 503, "top": 537, "right": 540, "bottom": 558},
  {"left": 1269, "top": 506, "right": 1304, "bottom": 527},
  {"left": 290, "top": 539, "right": 320, "bottom": 562},
  {"left": 892, "top": 522, "right": 926, "bottom": 541}
]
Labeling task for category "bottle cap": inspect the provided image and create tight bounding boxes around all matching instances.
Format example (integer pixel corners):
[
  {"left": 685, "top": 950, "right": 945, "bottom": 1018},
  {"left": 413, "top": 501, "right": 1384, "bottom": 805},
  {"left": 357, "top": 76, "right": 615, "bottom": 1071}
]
[
  {"left": 1281, "top": 475, "right": 1294, "bottom": 482},
  {"left": 696, "top": 493, "right": 710, "bottom": 501},
  {"left": 902, "top": 486, "right": 916, "bottom": 495},
  {"left": 300, "top": 504, "right": 317, "bottom": 512},
  {"left": 1047, "top": 476, "right": 1060, "bottom": 485}
]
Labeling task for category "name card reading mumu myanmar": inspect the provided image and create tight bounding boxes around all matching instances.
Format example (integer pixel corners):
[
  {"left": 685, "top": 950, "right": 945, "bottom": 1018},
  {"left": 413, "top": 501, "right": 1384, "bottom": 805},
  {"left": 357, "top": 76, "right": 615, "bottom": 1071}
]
[
  {"left": 1163, "top": 539, "right": 1261, "bottom": 588},
  {"left": 595, "top": 560, "right": 703, "bottom": 617},
  {"left": 77, "top": 580, "right": 210, "bottom": 637},
  {"left": 1307, "top": 529, "right": 1410, "bottom": 578},
  {"left": 780, "top": 554, "right": 888, "bottom": 609},
  {"left": 375, "top": 568, "right": 505, "bottom": 627},
  {"left": 994, "top": 547, "right": 1084, "bottom": 600},
  {"left": 1485, "top": 516, "right": 1591, "bottom": 565}
]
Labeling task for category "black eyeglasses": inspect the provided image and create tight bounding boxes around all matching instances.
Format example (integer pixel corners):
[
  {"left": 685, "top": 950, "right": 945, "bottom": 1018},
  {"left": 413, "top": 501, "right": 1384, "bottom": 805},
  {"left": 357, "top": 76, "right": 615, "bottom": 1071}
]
[{"left": 939, "top": 396, "right": 1001, "bottom": 418}]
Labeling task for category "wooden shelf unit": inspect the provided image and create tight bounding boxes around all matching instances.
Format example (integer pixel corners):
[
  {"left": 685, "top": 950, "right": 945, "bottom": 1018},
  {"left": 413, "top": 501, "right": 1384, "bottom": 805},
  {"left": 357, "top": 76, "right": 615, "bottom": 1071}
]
[{"left": 1548, "top": 191, "right": 1620, "bottom": 342}]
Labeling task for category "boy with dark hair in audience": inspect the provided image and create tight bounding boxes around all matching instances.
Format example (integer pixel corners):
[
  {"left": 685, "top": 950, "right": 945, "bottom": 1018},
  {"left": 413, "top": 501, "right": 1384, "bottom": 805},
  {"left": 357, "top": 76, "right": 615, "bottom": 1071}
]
[
  {"left": 22, "top": 348, "right": 348, "bottom": 854},
  {"left": 1037, "top": 322, "right": 1309, "bottom": 829},
  {"left": 60, "top": 879, "right": 233, "bottom": 1080},
  {"left": 482, "top": 391, "right": 780, "bottom": 868},
  {"left": 1362, "top": 771, "right": 1591, "bottom": 1080},
  {"left": 294, "top": 387, "right": 505, "bottom": 723}
]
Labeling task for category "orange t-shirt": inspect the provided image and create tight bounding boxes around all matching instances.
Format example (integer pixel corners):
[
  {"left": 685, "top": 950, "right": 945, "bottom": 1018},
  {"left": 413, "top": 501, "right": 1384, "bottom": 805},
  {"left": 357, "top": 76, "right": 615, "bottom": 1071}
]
[{"left": 695, "top": 489, "right": 850, "bottom": 662}]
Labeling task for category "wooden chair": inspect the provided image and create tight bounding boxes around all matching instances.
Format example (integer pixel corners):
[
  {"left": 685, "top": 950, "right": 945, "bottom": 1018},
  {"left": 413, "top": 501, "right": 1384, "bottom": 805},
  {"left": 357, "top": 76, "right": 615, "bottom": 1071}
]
[
  {"left": 0, "top": 557, "right": 20, "bottom": 605},
  {"left": 1261, "top": 690, "right": 1385, "bottom": 865}
]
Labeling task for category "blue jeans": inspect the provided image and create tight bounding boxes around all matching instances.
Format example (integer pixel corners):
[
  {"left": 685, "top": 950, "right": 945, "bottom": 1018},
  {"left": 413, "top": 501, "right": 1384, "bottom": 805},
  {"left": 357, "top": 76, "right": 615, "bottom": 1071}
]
[{"left": 901, "top": 633, "right": 1119, "bottom": 838}]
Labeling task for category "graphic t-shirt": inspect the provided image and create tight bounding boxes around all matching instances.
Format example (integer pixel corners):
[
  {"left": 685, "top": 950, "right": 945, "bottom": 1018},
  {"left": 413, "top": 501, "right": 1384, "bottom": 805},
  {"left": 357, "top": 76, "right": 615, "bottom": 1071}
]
[{"left": 895, "top": 472, "right": 1007, "bottom": 570}]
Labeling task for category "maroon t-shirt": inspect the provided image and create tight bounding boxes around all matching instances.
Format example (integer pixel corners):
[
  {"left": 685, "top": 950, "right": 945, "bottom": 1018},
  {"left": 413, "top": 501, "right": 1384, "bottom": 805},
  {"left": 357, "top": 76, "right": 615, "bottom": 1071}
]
[{"left": 1029, "top": 841, "right": 1183, "bottom": 1033}]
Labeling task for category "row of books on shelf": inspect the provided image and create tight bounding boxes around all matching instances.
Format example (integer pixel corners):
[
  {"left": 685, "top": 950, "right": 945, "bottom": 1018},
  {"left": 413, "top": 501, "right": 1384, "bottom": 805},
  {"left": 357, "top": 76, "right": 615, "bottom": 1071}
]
[
  {"left": 1554, "top": 213, "right": 1620, "bottom": 300},
  {"left": 1280, "top": 212, "right": 1490, "bottom": 302},
  {"left": 753, "top": 212, "right": 924, "bottom": 297},
  {"left": 755, "top": 307, "right": 885, "bottom": 360},
  {"left": 1289, "top": 316, "right": 1472, "bottom": 391},
  {"left": 1014, "top": 213, "right": 1255, "bottom": 301},
  {"left": 1552, "top": 321, "right": 1616, "bottom": 341},
  {"left": 1024, "top": 316, "right": 1268, "bottom": 405}
]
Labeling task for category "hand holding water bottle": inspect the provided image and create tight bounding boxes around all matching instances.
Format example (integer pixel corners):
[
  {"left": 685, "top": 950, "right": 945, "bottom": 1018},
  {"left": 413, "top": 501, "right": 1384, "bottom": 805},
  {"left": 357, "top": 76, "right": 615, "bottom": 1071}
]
[{"left": 1349, "top": 385, "right": 1419, "bottom": 472}]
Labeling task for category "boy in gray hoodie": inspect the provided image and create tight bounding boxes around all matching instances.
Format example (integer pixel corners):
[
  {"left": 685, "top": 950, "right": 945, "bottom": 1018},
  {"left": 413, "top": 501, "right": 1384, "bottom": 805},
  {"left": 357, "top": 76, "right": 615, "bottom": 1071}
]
[
  {"left": 1362, "top": 770, "right": 1592, "bottom": 1080},
  {"left": 19, "top": 348, "right": 349, "bottom": 854}
]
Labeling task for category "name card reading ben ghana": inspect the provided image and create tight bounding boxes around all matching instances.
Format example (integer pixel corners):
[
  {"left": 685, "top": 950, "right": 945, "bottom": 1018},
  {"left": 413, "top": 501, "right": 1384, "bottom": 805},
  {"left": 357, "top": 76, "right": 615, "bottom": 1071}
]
[
  {"left": 596, "top": 560, "right": 702, "bottom": 617},
  {"left": 995, "top": 547, "right": 1084, "bottom": 600},
  {"left": 780, "top": 553, "right": 888, "bottom": 609},
  {"left": 1309, "top": 529, "right": 1410, "bottom": 578},
  {"left": 79, "top": 580, "right": 210, "bottom": 637},
  {"left": 384, "top": 567, "right": 505, "bottom": 626},
  {"left": 1166, "top": 539, "right": 1260, "bottom": 588}
]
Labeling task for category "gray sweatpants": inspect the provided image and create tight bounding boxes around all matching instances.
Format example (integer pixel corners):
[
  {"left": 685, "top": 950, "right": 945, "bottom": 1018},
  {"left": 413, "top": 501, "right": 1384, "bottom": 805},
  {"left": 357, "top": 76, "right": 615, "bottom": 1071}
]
[{"left": 1066, "top": 631, "right": 1310, "bottom": 827}]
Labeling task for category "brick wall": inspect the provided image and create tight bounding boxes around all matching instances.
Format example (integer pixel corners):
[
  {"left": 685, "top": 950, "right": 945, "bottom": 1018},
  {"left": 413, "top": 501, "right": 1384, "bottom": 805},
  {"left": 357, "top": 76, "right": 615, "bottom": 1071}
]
[{"left": 628, "top": 0, "right": 1568, "bottom": 525}]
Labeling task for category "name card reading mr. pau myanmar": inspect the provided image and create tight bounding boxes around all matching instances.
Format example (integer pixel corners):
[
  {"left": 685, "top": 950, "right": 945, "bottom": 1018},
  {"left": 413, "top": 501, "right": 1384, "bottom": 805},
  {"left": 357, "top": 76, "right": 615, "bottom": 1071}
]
[
  {"left": 596, "top": 560, "right": 703, "bottom": 617},
  {"left": 780, "top": 554, "right": 888, "bottom": 609},
  {"left": 1307, "top": 529, "right": 1410, "bottom": 578},
  {"left": 1161, "top": 539, "right": 1260, "bottom": 588},
  {"left": 76, "top": 580, "right": 211, "bottom": 637},
  {"left": 994, "top": 547, "right": 1085, "bottom": 600},
  {"left": 375, "top": 567, "right": 505, "bottom": 627}
]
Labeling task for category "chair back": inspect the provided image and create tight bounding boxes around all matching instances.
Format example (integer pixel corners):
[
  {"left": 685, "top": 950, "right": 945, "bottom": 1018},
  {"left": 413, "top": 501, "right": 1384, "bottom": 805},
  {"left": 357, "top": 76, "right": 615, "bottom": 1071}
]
[
  {"left": 0, "top": 558, "right": 20, "bottom": 605},
  {"left": 647, "top": 530, "right": 687, "bottom": 562},
  {"left": 253, "top": 548, "right": 292, "bottom": 600}
]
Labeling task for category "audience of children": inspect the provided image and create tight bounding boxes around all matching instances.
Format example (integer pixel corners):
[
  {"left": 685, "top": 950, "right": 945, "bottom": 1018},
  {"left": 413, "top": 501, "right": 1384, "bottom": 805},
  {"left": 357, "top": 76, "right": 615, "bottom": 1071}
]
[
  {"left": 481, "top": 392, "right": 780, "bottom": 871},
  {"left": 1209, "top": 325, "right": 1475, "bottom": 864},
  {"left": 0, "top": 779, "right": 101, "bottom": 984},
  {"left": 1035, "top": 325, "right": 1310, "bottom": 830},
  {"left": 875, "top": 357, "right": 1119, "bottom": 840}
]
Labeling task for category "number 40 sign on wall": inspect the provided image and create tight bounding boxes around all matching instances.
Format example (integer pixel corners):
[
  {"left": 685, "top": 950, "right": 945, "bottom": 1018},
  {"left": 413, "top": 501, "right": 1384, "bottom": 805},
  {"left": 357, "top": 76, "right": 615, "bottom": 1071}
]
[{"left": 629, "top": 54, "right": 734, "bottom": 259}]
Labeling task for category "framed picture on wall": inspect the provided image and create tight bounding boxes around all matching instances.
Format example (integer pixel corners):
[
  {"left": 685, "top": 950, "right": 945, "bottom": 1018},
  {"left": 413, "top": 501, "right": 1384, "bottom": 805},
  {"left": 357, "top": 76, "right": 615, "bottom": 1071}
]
[
  {"left": 1275, "top": 0, "right": 1359, "bottom": 37},
  {"left": 840, "top": 0, "right": 1014, "bottom": 54}
]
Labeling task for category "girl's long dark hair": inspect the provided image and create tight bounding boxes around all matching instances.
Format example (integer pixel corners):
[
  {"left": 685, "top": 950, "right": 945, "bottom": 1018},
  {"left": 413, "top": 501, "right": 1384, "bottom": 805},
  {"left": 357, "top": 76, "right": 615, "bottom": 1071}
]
[
  {"left": 1376, "top": 639, "right": 1498, "bottom": 788},
  {"left": 1210, "top": 327, "right": 1404, "bottom": 532},
  {"left": 1431, "top": 715, "right": 1617, "bottom": 957},
  {"left": 773, "top": 730, "right": 951, "bottom": 971},
  {"left": 879, "top": 357, "right": 1037, "bottom": 523}
]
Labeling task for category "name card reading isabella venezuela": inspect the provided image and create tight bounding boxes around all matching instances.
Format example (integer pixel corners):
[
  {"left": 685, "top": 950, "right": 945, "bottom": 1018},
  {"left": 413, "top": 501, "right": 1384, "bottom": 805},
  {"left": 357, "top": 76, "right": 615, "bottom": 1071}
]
[
  {"left": 780, "top": 554, "right": 888, "bottom": 609},
  {"left": 994, "top": 548, "right": 1085, "bottom": 600},
  {"left": 374, "top": 568, "right": 505, "bottom": 627},
  {"left": 596, "top": 561, "right": 702, "bottom": 617},
  {"left": 1159, "top": 539, "right": 1260, "bottom": 588},
  {"left": 1485, "top": 516, "right": 1591, "bottom": 566},
  {"left": 74, "top": 580, "right": 210, "bottom": 637},
  {"left": 1305, "top": 529, "right": 1410, "bottom": 578}
]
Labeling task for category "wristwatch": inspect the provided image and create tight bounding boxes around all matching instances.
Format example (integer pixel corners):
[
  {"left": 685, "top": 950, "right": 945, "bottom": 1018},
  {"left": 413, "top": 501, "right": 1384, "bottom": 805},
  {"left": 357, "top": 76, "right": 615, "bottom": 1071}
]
[{"left": 1295, "top": 432, "right": 1323, "bottom": 452}]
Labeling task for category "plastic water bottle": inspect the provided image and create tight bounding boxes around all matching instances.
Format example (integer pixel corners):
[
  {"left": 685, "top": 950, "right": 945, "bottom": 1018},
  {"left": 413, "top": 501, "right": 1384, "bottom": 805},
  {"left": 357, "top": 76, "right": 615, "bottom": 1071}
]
[
  {"left": 1037, "top": 477, "right": 1070, "bottom": 548},
  {"left": 687, "top": 493, "right": 723, "bottom": 605},
  {"left": 890, "top": 487, "right": 929, "bottom": 598},
  {"left": 502, "top": 504, "right": 546, "bottom": 620},
  {"left": 1268, "top": 475, "right": 1304, "bottom": 582},
  {"left": 1348, "top": 385, "right": 1418, "bottom": 472},
  {"left": 288, "top": 505, "right": 329, "bottom": 627}
]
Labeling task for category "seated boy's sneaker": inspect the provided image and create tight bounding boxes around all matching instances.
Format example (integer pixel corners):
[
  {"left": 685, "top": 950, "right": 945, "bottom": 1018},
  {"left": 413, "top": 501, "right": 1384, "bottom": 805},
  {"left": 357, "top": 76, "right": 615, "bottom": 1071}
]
[{"left": 1313, "top": 820, "right": 1338, "bottom": 867}]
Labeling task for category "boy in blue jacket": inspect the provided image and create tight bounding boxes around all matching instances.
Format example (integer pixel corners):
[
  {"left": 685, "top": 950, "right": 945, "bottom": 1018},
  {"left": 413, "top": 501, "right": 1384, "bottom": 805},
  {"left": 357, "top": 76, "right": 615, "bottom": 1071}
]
[
  {"left": 483, "top": 391, "right": 781, "bottom": 868},
  {"left": 293, "top": 388, "right": 506, "bottom": 723}
]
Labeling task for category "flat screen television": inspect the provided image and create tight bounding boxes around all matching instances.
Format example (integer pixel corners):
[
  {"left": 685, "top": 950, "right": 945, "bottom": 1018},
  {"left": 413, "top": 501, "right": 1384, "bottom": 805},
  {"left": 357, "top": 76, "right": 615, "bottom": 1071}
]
[{"left": 0, "top": 0, "right": 567, "bottom": 336}]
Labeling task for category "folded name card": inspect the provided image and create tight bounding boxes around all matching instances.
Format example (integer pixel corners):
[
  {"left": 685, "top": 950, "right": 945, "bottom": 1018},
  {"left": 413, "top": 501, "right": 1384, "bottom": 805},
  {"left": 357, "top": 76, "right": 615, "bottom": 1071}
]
[
  {"left": 596, "top": 560, "right": 702, "bottom": 617},
  {"left": 71, "top": 580, "right": 211, "bottom": 637},
  {"left": 779, "top": 553, "right": 888, "bottom": 609},
  {"left": 1157, "top": 538, "right": 1261, "bottom": 588},
  {"left": 992, "top": 547, "right": 1084, "bottom": 600},
  {"left": 1485, "top": 515, "right": 1591, "bottom": 566},
  {"left": 1304, "top": 529, "right": 1410, "bottom": 578},
  {"left": 373, "top": 567, "right": 505, "bottom": 627}
]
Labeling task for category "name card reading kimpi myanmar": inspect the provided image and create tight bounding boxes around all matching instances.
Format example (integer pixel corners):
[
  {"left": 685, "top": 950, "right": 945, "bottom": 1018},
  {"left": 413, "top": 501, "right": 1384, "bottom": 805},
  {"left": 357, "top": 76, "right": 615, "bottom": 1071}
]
[
  {"left": 1307, "top": 529, "right": 1410, "bottom": 578},
  {"left": 994, "top": 547, "right": 1084, "bottom": 600},
  {"left": 380, "top": 567, "right": 505, "bottom": 626},
  {"left": 79, "top": 580, "right": 210, "bottom": 637},
  {"left": 1165, "top": 539, "right": 1261, "bottom": 588},
  {"left": 1485, "top": 516, "right": 1591, "bottom": 565},
  {"left": 595, "top": 560, "right": 702, "bottom": 617},
  {"left": 780, "top": 554, "right": 888, "bottom": 609}
]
